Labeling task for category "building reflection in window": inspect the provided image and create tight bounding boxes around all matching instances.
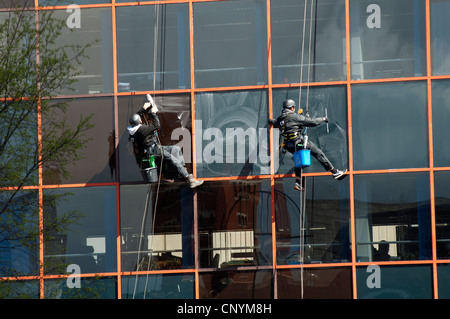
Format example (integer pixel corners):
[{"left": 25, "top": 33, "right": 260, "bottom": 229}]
[
  {"left": 275, "top": 177, "right": 351, "bottom": 265},
  {"left": 197, "top": 180, "right": 272, "bottom": 268},
  {"left": 354, "top": 172, "right": 432, "bottom": 262},
  {"left": 199, "top": 270, "right": 273, "bottom": 299},
  {"left": 120, "top": 183, "right": 194, "bottom": 272}
]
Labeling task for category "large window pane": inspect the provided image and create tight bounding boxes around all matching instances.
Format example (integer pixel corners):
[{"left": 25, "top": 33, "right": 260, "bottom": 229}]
[
  {"left": 271, "top": 0, "right": 346, "bottom": 84},
  {"left": 275, "top": 177, "right": 351, "bottom": 265},
  {"left": 354, "top": 173, "right": 432, "bottom": 262},
  {"left": 432, "top": 80, "right": 450, "bottom": 167},
  {"left": 199, "top": 270, "right": 272, "bottom": 299},
  {"left": 434, "top": 171, "right": 450, "bottom": 259},
  {"left": 43, "top": 186, "right": 117, "bottom": 275},
  {"left": 120, "top": 184, "right": 195, "bottom": 272},
  {"left": 356, "top": 265, "right": 432, "bottom": 299},
  {"left": 45, "top": 8, "right": 114, "bottom": 95},
  {"left": 0, "top": 190, "right": 39, "bottom": 277},
  {"left": 431, "top": 0, "right": 450, "bottom": 75},
  {"left": 351, "top": 82, "right": 428, "bottom": 170},
  {"left": 42, "top": 97, "right": 115, "bottom": 185},
  {"left": 116, "top": 4, "right": 190, "bottom": 92},
  {"left": 272, "top": 86, "right": 348, "bottom": 174},
  {"left": 350, "top": 0, "right": 426, "bottom": 80},
  {"left": 193, "top": 0, "right": 268, "bottom": 88},
  {"left": 44, "top": 277, "right": 116, "bottom": 299},
  {"left": 0, "top": 101, "right": 38, "bottom": 187},
  {"left": 197, "top": 180, "right": 272, "bottom": 268},
  {"left": 195, "top": 90, "right": 269, "bottom": 178},
  {"left": 122, "top": 274, "right": 194, "bottom": 299},
  {"left": 0, "top": 280, "right": 39, "bottom": 299},
  {"left": 118, "top": 94, "right": 191, "bottom": 183},
  {"left": 277, "top": 268, "right": 352, "bottom": 299}
]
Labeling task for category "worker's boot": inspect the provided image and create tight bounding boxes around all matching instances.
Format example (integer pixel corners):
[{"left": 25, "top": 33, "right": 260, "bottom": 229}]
[
  {"left": 332, "top": 169, "right": 347, "bottom": 180},
  {"left": 186, "top": 174, "right": 204, "bottom": 188},
  {"left": 293, "top": 181, "right": 305, "bottom": 191}
]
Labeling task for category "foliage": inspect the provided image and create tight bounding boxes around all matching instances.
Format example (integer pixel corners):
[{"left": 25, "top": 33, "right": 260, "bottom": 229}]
[{"left": 0, "top": 0, "right": 96, "bottom": 298}]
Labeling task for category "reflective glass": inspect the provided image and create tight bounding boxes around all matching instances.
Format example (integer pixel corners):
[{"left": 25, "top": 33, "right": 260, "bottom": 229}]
[
  {"left": 44, "top": 277, "right": 116, "bottom": 299},
  {"left": 0, "top": 101, "right": 38, "bottom": 187},
  {"left": 434, "top": 171, "right": 450, "bottom": 259},
  {"left": 431, "top": 0, "right": 450, "bottom": 75},
  {"left": 120, "top": 184, "right": 194, "bottom": 272},
  {"left": 118, "top": 94, "right": 191, "bottom": 183},
  {"left": 197, "top": 180, "right": 272, "bottom": 268},
  {"left": 42, "top": 97, "right": 115, "bottom": 185},
  {"left": 437, "top": 264, "right": 450, "bottom": 298},
  {"left": 272, "top": 86, "right": 348, "bottom": 174},
  {"left": 354, "top": 173, "right": 432, "bottom": 262},
  {"left": 193, "top": 0, "right": 268, "bottom": 88},
  {"left": 195, "top": 90, "right": 270, "bottom": 178},
  {"left": 351, "top": 82, "right": 428, "bottom": 170},
  {"left": 0, "top": 280, "right": 39, "bottom": 299},
  {"left": 356, "top": 265, "right": 432, "bottom": 299},
  {"left": 44, "top": 8, "right": 114, "bottom": 95},
  {"left": 277, "top": 268, "right": 352, "bottom": 299},
  {"left": 271, "top": 0, "right": 346, "bottom": 84},
  {"left": 275, "top": 177, "right": 351, "bottom": 265},
  {"left": 349, "top": 0, "right": 426, "bottom": 80},
  {"left": 122, "top": 274, "right": 194, "bottom": 299},
  {"left": 43, "top": 186, "right": 117, "bottom": 274},
  {"left": 0, "top": 190, "right": 39, "bottom": 277},
  {"left": 432, "top": 80, "right": 450, "bottom": 167},
  {"left": 198, "top": 270, "right": 273, "bottom": 299},
  {"left": 116, "top": 4, "right": 190, "bottom": 92},
  {"left": 0, "top": 0, "right": 33, "bottom": 8}
]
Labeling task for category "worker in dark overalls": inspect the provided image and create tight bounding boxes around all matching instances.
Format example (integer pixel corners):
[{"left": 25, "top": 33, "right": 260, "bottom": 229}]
[
  {"left": 127, "top": 94, "right": 203, "bottom": 188},
  {"left": 269, "top": 99, "right": 346, "bottom": 190}
]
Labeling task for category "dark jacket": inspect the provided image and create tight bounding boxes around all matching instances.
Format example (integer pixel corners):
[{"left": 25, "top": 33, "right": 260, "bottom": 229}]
[
  {"left": 272, "top": 108, "right": 326, "bottom": 139},
  {"left": 127, "top": 109, "right": 161, "bottom": 166}
]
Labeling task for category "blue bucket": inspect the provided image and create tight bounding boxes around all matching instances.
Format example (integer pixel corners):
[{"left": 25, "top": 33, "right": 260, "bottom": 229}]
[{"left": 294, "top": 149, "right": 311, "bottom": 168}]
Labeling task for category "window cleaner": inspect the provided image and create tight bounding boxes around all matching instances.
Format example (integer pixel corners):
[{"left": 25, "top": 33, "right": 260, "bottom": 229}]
[
  {"left": 127, "top": 94, "right": 204, "bottom": 188},
  {"left": 269, "top": 99, "right": 347, "bottom": 191}
]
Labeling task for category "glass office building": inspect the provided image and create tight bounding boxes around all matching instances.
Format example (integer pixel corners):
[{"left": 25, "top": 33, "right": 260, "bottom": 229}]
[{"left": 2, "top": 0, "right": 450, "bottom": 299}]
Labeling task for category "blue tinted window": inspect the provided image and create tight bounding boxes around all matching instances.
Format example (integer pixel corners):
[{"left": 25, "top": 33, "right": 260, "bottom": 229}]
[
  {"left": 432, "top": 80, "right": 450, "bottom": 167},
  {"left": 43, "top": 186, "right": 117, "bottom": 274},
  {"left": 350, "top": 0, "right": 426, "bottom": 80},
  {"left": 356, "top": 265, "right": 432, "bottom": 299},
  {"left": 352, "top": 82, "right": 428, "bottom": 170},
  {"left": 193, "top": 0, "right": 268, "bottom": 88},
  {"left": 271, "top": 0, "right": 346, "bottom": 84}
]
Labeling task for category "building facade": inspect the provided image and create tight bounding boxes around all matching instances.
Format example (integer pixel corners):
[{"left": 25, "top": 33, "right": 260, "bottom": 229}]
[{"left": 2, "top": 0, "right": 450, "bottom": 299}]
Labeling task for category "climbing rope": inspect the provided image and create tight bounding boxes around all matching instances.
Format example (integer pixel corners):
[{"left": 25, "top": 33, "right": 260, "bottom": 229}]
[
  {"left": 132, "top": 0, "right": 163, "bottom": 299},
  {"left": 298, "top": 0, "right": 316, "bottom": 300}
]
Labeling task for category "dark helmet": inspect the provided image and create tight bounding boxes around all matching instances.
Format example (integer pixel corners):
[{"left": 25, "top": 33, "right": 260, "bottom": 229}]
[
  {"left": 129, "top": 114, "right": 141, "bottom": 127},
  {"left": 283, "top": 99, "right": 296, "bottom": 109}
]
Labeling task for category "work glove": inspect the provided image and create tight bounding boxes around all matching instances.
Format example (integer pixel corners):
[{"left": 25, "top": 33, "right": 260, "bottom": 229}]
[
  {"left": 145, "top": 94, "right": 158, "bottom": 113},
  {"left": 323, "top": 117, "right": 329, "bottom": 123},
  {"left": 268, "top": 119, "right": 276, "bottom": 125}
]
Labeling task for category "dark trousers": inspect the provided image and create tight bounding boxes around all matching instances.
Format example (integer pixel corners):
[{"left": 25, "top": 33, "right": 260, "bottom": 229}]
[
  {"left": 161, "top": 145, "right": 189, "bottom": 178},
  {"left": 286, "top": 139, "right": 334, "bottom": 179}
]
